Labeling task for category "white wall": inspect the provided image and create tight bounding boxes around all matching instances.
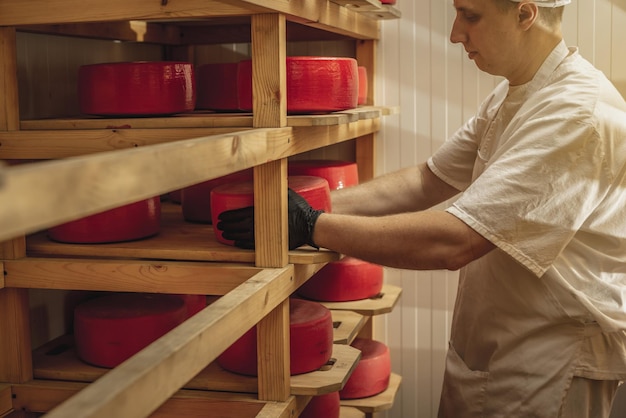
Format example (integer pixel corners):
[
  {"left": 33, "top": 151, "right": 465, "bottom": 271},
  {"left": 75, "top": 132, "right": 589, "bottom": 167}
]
[{"left": 373, "top": 1, "right": 626, "bottom": 417}]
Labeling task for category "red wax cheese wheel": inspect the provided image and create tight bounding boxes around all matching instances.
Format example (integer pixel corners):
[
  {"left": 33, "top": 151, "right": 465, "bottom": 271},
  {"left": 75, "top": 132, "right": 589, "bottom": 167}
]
[
  {"left": 196, "top": 62, "right": 240, "bottom": 111},
  {"left": 175, "top": 294, "right": 206, "bottom": 317},
  {"left": 182, "top": 169, "right": 254, "bottom": 223},
  {"left": 74, "top": 293, "right": 187, "bottom": 368},
  {"left": 301, "top": 392, "right": 340, "bottom": 418},
  {"left": 78, "top": 61, "right": 196, "bottom": 116},
  {"left": 298, "top": 257, "right": 383, "bottom": 302},
  {"left": 381, "top": 0, "right": 396, "bottom": 4},
  {"left": 48, "top": 197, "right": 161, "bottom": 244},
  {"left": 211, "top": 175, "right": 331, "bottom": 246},
  {"left": 288, "top": 159, "right": 359, "bottom": 190},
  {"left": 340, "top": 338, "right": 391, "bottom": 399},
  {"left": 238, "top": 57, "right": 359, "bottom": 113},
  {"left": 358, "top": 66, "right": 368, "bottom": 105},
  {"left": 217, "top": 298, "right": 333, "bottom": 376}
]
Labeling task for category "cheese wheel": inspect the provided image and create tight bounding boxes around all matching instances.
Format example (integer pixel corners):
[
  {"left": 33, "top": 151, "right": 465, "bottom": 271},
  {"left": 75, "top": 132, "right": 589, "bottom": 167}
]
[
  {"left": 217, "top": 298, "right": 333, "bottom": 376},
  {"left": 196, "top": 62, "right": 240, "bottom": 111},
  {"left": 298, "top": 257, "right": 383, "bottom": 302},
  {"left": 237, "top": 57, "right": 359, "bottom": 113},
  {"left": 211, "top": 175, "right": 331, "bottom": 246},
  {"left": 74, "top": 293, "right": 187, "bottom": 368},
  {"left": 182, "top": 169, "right": 253, "bottom": 223},
  {"left": 358, "top": 66, "right": 368, "bottom": 105},
  {"left": 339, "top": 338, "right": 391, "bottom": 399},
  {"left": 78, "top": 61, "right": 196, "bottom": 116},
  {"left": 175, "top": 294, "right": 206, "bottom": 317},
  {"left": 288, "top": 159, "right": 359, "bottom": 190},
  {"left": 301, "top": 392, "right": 340, "bottom": 418},
  {"left": 48, "top": 197, "right": 161, "bottom": 244},
  {"left": 381, "top": 0, "right": 396, "bottom": 4}
]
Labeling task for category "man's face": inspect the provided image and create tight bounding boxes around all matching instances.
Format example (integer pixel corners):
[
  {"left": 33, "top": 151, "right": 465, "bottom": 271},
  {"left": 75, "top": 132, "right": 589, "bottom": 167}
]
[{"left": 450, "top": 0, "right": 523, "bottom": 78}]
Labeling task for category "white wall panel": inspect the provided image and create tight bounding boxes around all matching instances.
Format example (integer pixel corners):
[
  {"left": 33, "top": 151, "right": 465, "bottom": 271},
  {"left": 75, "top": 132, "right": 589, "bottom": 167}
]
[{"left": 374, "top": 1, "right": 626, "bottom": 417}]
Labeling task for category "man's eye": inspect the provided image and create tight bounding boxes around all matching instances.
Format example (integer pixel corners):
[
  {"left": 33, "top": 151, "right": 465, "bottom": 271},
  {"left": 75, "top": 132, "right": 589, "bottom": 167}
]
[{"left": 464, "top": 13, "right": 479, "bottom": 22}]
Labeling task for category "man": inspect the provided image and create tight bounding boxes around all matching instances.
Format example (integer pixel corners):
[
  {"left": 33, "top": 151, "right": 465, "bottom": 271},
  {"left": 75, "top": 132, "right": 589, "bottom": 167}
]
[{"left": 218, "top": 0, "right": 626, "bottom": 416}]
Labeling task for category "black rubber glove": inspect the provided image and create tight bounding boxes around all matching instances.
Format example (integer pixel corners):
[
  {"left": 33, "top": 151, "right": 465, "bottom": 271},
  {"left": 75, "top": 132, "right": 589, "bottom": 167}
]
[{"left": 216, "top": 188, "right": 324, "bottom": 250}]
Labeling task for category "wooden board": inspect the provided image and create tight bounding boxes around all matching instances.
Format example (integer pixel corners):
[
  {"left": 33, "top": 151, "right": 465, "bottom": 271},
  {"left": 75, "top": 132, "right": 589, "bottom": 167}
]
[
  {"left": 331, "top": 310, "right": 368, "bottom": 345},
  {"left": 340, "top": 373, "right": 402, "bottom": 413},
  {"left": 0, "top": 385, "right": 11, "bottom": 417},
  {"left": 321, "top": 284, "right": 402, "bottom": 316}
]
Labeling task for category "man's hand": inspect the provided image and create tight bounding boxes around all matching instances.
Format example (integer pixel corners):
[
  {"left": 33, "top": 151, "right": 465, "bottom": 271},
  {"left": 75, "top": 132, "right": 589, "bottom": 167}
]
[{"left": 217, "top": 188, "right": 324, "bottom": 250}]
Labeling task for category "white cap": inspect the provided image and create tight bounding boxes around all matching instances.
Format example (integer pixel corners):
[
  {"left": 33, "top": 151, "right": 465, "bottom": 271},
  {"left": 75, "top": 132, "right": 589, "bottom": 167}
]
[{"left": 510, "top": 0, "right": 571, "bottom": 6}]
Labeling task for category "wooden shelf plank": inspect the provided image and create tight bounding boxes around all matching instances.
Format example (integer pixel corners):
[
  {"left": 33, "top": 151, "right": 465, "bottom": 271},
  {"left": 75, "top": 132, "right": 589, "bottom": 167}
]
[
  {"left": 340, "top": 406, "right": 366, "bottom": 418},
  {"left": 350, "top": 5, "right": 401, "bottom": 20},
  {"left": 340, "top": 373, "right": 402, "bottom": 413},
  {"left": 0, "top": 385, "right": 11, "bottom": 417},
  {"left": 12, "top": 380, "right": 297, "bottom": 418},
  {"left": 24, "top": 202, "right": 339, "bottom": 265},
  {"left": 331, "top": 310, "right": 368, "bottom": 344},
  {"left": 0, "top": 0, "right": 379, "bottom": 40},
  {"left": 33, "top": 336, "right": 360, "bottom": 397},
  {"left": 0, "top": 128, "right": 292, "bottom": 242},
  {"left": 320, "top": 284, "right": 402, "bottom": 316},
  {"left": 37, "top": 265, "right": 297, "bottom": 418}
]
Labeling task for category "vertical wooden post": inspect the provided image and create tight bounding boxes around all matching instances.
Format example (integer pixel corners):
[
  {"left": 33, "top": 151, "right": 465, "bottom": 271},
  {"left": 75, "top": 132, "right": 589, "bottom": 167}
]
[
  {"left": 355, "top": 39, "right": 377, "bottom": 183},
  {"left": 0, "top": 27, "right": 33, "bottom": 386},
  {"left": 250, "top": 13, "right": 290, "bottom": 402}
]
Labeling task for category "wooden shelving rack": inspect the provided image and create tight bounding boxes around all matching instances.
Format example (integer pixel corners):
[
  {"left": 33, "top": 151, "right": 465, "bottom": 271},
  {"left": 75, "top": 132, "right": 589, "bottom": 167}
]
[{"left": 0, "top": 1, "right": 401, "bottom": 417}]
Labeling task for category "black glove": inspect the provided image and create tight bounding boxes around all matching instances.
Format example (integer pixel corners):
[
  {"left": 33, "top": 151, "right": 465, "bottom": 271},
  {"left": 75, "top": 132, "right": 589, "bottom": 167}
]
[{"left": 216, "top": 188, "right": 324, "bottom": 250}]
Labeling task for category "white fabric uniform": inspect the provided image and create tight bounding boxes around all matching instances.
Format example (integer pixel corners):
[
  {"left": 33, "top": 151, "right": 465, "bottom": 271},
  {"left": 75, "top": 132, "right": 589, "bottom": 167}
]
[{"left": 428, "top": 41, "right": 626, "bottom": 417}]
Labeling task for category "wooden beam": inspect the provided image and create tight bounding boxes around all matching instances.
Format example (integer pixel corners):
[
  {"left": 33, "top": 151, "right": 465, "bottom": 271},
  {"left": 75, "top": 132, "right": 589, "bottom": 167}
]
[
  {"left": 0, "top": 27, "right": 19, "bottom": 132},
  {"left": 0, "top": 128, "right": 292, "bottom": 242},
  {"left": 43, "top": 265, "right": 296, "bottom": 418},
  {"left": 0, "top": 288, "right": 32, "bottom": 384},
  {"left": 4, "top": 258, "right": 262, "bottom": 295}
]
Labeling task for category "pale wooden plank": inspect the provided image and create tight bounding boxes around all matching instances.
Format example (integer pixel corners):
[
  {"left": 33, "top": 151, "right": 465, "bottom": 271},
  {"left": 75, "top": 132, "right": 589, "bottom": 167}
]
[
  {"left": 351, "top": 5, "right": 401, "bottom": 20},
  {"left": 331, "top": 0, "right": 380, "bottom": 6},
  {"left": 0, "top": 127, "right": 251, "bottom": 159},
  {"left": 255, "top": 396, "right": 297, "bottom": 418},
  {"left": 340, "top": 406, "right": 366, "bottom": 418},
  {"left": 0, "top": 128, "right": 292, "bottom": 242},
  {"left": 340, "top": 373, "right": 402, "bottom": 413},
  {"left": 257, "top": 299, "right": 291, "bottom": 401},
  {"left": 0, "top": 27, "right": 19, "bottom": 131},
  {"left": 0, "top": 288, "right": 32, "bottom": 383},
  {"left": 331, "top": 310, "right": 368, "bottom": 344},
  {"left": 320, "top": 284, "right": 402, "bottom": 316},
  {"left": 44, "top": 265, "right": 295, "bottom": 418},
  {"left": 4, "top": 258, "right": 260, "bottom": 295}
]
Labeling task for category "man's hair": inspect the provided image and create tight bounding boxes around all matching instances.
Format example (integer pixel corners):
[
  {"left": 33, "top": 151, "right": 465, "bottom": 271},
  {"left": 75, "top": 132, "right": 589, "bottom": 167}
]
[{"left": 494, "top": 0, "right": 564, "bottom": 28}]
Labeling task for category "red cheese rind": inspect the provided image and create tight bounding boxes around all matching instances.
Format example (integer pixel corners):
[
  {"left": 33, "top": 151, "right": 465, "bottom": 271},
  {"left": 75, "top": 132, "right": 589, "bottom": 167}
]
[
  {"left": 358, "top": 66, "right": 368, "bottom": 105},
  {"left": 339, "top": 338, "right": 391, "bottom": 399},
  {"left": 288, "top": 159, "right": 359, "bottom": 191},
  {"left": 300, "top": 392, "right": 340, "bottom": 418},
  {"left": 298, "top": 257, "right": 383, "bottom": 302},
  {"left": 196, "top": 62, "right": 240, "bottom": 111},
  {"left": 48, "top": 197, "right": 161, "bottom": 244},
  {"left": 237, "top": 57, "right": 358, "bottom": 113},
  {"left": 78, "top": 61, "right": 196, "bottom": 116},
  {"left": 217, "top": 299, "right": 333, "bottom": 376},
  {"left": 210, "top": 175, "right": 331, "bottom": 246},
  {"left": 182, "top": 169, "right": 254, "bottom": 223},
  {"left": 175, "top": 294, "right": 207, "bottom": 317},
  {"left": 74, "top": 293, "right": 187, "bottom": 368}
]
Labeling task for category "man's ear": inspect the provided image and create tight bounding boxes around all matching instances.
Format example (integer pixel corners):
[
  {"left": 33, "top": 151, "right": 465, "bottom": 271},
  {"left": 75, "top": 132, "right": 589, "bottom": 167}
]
[{"left": 518, "top": 1, "right": 539, "bottom": 29}]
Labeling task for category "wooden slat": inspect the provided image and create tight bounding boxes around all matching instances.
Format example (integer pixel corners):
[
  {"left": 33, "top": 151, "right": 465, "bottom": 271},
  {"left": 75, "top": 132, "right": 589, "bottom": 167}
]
[
  {"left": 0, "top": 128, "right": 291, "bottom": 242},
  {"left": 340, "top": 373, "right": 402, "bottom": 413},
  {"left": 331, "top": 310, "right": 368, "bottom": 344},
  {"left": 0, "top": 27, "right": 19, "bottom": 131},
  {"left": 290, "top": 344, "right": 360, "bottom": 395},
  {"left": 320, "top": 284, "right": 402, "bottom": 316},
  {"left": 0, "top": 127, "right": 251, "bottom": 159},
  {"left": 11, "top": 380, "right": 296, "bottom": 418},
  {"left": 340, "top": 406, "right": 366, "bottom": 418},
  {"left": 18, "top": 21, "right": 182, "bottom": 44},
  {"left": 43, "top": 265, "right": 295, "bottom": 418},
  {"left": 4, "top": 258, "right": 261, "bottom": 295},
  {"left": 330, "top": 0, "right": 381, "bottom": 6},
  {"left": 0, "top": 288, "right": 32, "bottom": 383},
  {"left": 351, "top": 5, "right": 401, "bottom": 20},
  {"left": 0, "top": 385, "right": 11, "bottom": 417}
]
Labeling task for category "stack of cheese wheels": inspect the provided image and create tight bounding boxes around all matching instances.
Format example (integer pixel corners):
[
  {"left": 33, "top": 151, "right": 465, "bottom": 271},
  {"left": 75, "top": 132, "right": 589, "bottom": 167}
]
[
  {"left": 298, "top": 256, "right": 383, "bottom": 302},
  {"left": 78, "top": 61, "right": 196, "bottom": 116},
  {"left": 74, "top": 293, "right": 190, "bottom": 368},
  {"left": 288, "top": 159, "right": 359, "bottom": 190},
  {"left": 300, "top": 392, "right": 340, "bottom": 418},
  {"left": 196, "top": 62, "right": 240, "bottom": 111},
  {"left": 210, "top": 175, "right": 331, "bottom": 246},
  {"left": 48, "top": 197, "right": 161, "bottom": 244},
  {"left": 237, "top": 56, "right": 359, "bottom": 113},
  {"left": 182, "top": 169, "right": 253, "bottom": 224},
  {"left": 358, "top": 66, "right": 368, "bottom": 105},
  {"left": 217, "top": 298, "right": 333, "bottom": 376},
  {"left": 340, "top": 338, "right": 391, "bottom": 399}
]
